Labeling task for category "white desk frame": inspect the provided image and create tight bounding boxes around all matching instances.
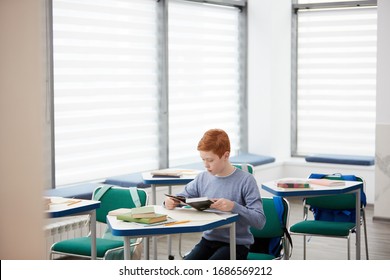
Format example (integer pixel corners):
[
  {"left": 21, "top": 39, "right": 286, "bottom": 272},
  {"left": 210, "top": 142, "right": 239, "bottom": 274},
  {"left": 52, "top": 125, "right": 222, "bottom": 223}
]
[
  {"left": 261, "top": 179, "right": 363, "bottom": 260},
  {"left": 46, "top": 198, "right": 101, "bottom": 260},
  {"left": 107, "top": 205, "right": 238, "bottom": 260}
]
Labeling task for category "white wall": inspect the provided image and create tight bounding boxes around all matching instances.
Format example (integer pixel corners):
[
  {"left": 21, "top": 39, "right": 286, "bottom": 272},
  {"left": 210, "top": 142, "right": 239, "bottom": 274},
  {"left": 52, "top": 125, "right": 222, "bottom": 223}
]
[
  {"left": 247, "top": 0, "right": 291, "bottom": 160},
  {"left": 374, "top": 0, "right": 390, "bottom": 219},
  {"left": 0, "top": 0, "right": 47, "bottom": 259}
]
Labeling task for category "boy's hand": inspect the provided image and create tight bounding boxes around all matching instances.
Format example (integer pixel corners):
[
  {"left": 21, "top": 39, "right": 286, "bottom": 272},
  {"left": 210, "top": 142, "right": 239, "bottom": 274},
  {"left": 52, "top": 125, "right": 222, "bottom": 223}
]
[
  {"left": 210, "top": 198, "right": 234, "bottom": 212},
  {"left": 164, "top": 197, "right": 181, "bottom": 209}
]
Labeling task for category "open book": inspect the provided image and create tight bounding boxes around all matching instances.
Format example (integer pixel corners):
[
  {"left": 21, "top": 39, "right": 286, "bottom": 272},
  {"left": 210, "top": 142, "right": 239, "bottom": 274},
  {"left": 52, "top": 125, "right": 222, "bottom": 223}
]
[{"left": 165, "top": 194, "right": 214, "bottom": 211}]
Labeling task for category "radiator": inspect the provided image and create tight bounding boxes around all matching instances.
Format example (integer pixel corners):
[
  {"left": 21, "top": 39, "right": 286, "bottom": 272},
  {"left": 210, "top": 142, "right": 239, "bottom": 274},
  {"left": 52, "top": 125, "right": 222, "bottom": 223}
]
[{"left": 44, "top": 215, "right": 92, "bottom": 259}]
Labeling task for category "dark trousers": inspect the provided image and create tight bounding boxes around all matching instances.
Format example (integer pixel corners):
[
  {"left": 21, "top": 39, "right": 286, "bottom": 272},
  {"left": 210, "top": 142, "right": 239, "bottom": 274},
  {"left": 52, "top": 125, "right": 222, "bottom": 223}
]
[{"left": 184, "top": 237, "right": 249, "bottom": 260}]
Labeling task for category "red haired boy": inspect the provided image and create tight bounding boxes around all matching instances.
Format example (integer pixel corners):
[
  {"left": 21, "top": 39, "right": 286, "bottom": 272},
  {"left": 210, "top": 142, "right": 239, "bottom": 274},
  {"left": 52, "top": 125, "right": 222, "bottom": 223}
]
[{"left": 165, "top": 129, "right": 266, "bottom": 260}]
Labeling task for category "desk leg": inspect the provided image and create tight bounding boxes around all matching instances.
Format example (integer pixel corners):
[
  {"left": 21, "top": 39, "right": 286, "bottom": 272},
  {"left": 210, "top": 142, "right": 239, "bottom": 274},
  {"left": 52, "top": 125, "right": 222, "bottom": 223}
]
[
  {"left": 124, "top": 237, "right": 131, "bottom": 260},
  {"left": 167, "top": 185, "right": 173, "bottom": 259},
  {"left": 153, "top": 236, "right": 158, "bottom": 259},
  {"left": 152, "top": 184, "right": 156, "bottom": 204},
  {"left": 355, "top": 188, "right": 361, "bottom": 260},
  {"left": 150, "top": 184, "right": 158, "bottom": 259},
  {"left": 90, "top": 210, "right": 97, "bottom": 260},
  {"left": 229, "top": 222, "right": 236, "bottom": 260},
  {"left": 143, "top": 237, "right": 150, "bottom": 260}
]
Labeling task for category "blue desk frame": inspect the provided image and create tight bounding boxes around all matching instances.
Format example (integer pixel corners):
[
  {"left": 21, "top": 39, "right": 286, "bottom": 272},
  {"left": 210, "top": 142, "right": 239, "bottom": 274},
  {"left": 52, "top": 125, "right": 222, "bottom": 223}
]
[
  {"left": 107, "top": 208, "right": 239, "bottom": 260},
  {"left": 261, "top": 179, "right": 363, "bottom": 260},
  {"left": 46, "top": 198, "right": 101, "bottom": 259}
]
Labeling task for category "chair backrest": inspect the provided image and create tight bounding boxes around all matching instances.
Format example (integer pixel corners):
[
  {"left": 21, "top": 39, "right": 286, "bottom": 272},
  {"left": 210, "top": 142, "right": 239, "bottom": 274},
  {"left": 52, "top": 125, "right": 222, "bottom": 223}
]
[
  {"left": 232, "top": 163, "right": 254, "bottom": 174},
  {"left": 92, "top": 185, "right": 148, "bottom": 223},
  {"left": 307, "top": 173, "right": 366, "bottom": 209},
  {"left": 306, "top": 173, "right": 366, "bottom": 222},
  {"left": 249, "top": 197, "right": 290, "bottom": 258},
  {"left": 233, "top": 163, "right": 292, "bottom": 257}
]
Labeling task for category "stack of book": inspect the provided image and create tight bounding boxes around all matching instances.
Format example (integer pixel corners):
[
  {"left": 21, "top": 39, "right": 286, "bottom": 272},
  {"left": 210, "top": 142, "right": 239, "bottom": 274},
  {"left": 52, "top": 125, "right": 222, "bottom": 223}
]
[
  {"left": 150, "top": 169, "right": 183, "bottom": 178},
  {"left": 109, "top": 206, "right": 168, "bottom": 224},
  {"left": 276, "top": 178, "right": 311, "bottom": 189},
  {"left": 276, "top": 178, "right": 346, "bottom": 189}
]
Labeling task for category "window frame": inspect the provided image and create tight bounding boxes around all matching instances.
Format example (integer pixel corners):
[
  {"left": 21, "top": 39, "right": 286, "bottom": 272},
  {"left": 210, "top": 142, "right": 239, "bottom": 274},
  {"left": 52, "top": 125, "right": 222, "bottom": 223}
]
[{"left": 291, "top": 0, "right": 378, "bottom": 158}]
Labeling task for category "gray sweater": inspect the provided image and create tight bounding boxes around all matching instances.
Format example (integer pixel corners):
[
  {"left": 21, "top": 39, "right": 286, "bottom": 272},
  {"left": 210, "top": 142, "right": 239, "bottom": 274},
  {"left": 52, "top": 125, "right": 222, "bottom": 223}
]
[{"left": 176, "top": 168, "right": 266, "bottom": 246}]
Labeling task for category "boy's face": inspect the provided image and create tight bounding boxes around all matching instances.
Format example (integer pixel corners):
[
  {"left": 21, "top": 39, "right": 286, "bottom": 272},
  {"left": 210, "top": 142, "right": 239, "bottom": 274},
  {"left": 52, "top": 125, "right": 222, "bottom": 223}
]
[{"left": 199, "top": 150, "right": 229, "bottom": 176}]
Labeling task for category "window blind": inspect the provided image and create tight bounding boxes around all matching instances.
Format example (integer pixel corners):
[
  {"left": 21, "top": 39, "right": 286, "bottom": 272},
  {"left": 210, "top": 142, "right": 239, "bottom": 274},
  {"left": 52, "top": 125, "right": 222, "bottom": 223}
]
[
  {"left": 295, "top": 5, "right": 377, "bottom": 156},
  {"left": 52, "top": 0, "right": 159, "bottom": 186},
  {"left": 168, "top": 0, "right": 242, "bottom": 166}
]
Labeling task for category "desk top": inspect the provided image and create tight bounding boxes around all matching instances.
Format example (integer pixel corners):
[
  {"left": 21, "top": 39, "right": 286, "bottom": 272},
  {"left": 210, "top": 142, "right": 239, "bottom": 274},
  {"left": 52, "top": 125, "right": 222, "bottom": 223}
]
[
  {"left": 45, "top": 197, "right": 100, "bottom": 218},
  {"left": 261, "top": 178, "right": 363, "bottom": 197},
  {"left": 107, "top": 205, "right": 238, "bottom": 236},
  {"left": 142, "top": 169, "right": 202, "bottom": 185}
]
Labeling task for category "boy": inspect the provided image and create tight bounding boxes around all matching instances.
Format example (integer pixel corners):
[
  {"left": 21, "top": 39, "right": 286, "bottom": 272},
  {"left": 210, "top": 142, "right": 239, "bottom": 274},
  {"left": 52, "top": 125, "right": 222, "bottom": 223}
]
[{"left": 164, "top": 128, "right": 266, "bottom": 260}]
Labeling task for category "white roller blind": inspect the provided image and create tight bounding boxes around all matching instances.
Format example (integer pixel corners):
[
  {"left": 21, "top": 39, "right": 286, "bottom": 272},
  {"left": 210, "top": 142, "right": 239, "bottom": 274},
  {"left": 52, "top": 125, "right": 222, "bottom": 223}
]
[
  {"left": 53, "top": 0, "right": 159, "bottom": 186},
  {"left": 296, "top": 6, "right": 377, "bottom": 156},
  {"left": 168, "top": 0, "right": 242, "bottom": 166}
]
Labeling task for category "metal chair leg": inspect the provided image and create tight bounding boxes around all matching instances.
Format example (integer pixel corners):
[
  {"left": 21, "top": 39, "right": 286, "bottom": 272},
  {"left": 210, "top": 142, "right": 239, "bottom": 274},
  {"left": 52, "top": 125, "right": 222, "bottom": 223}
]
[
  {"left": 362, "top": 209, "right": 369, "bottom": 260},
  {"left": 178, "top": 233, "right": 185, "bottom": 259}
]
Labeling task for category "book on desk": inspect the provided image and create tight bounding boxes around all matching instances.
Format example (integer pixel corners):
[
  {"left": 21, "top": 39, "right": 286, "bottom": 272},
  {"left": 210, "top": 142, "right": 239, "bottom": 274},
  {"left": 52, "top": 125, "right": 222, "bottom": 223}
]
[
  {"left": 151, "top": 169, "right": 183, "bottom": 178},
  {"left": 276, "top": 178, "right": 346, "bottom": 189},
  {"left": 110, "top": 205, "right": 168, "bottom": 224},
  {"left": 117, "top": 213, "right": 168, "bottom": 224},
  {"left": 276, "top": 178, "right": 311, "bottom": 189},
  {"left": 308, "top": 178, "right": 346, "bottom": 187}
]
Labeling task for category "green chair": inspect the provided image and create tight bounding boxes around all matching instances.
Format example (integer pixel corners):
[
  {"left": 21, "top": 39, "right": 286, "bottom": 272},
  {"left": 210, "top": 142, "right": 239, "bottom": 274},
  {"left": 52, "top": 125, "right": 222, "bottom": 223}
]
[
  {"left": 233, "top": 163, "right": 293, "bottom": 260},
  {"left": 247, "top": 196, "right": 291, "bottom": 260},
  {"left": 232, "top": 163, "right": 254, "bottom": 174},
  {"left": 50, "top": 185, "right": 148, "bottom": 260},
  {"left": 289, "top": 173, "right": 369, "bottom": 260}
]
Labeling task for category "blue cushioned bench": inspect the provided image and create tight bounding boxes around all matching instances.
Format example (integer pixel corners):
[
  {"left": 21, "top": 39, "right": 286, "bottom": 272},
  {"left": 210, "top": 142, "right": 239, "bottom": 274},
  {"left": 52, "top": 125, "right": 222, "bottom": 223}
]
[
  {"left": 305, "top": 154, "right": 375, "bottom": 166},
  {"left": 44, "top": 182, "right": 108, "bottom": 200},
  {"left": 45, "top": 180, "right": 148, "bottom": 200},
  {"left": 46, "top": 153, "right": 275, "bottom": 199},
  {"left": 104, "top": 153, "right": 275, "bottom": 188},
  {"left": 174, "top": 153, "right": 275, "bottom": 169},
  {"left": 230, "top": 153, "right": 275, "bottom": 166},
  {"left": 104, "top": 172, "right": 151, "bottom": 188}
]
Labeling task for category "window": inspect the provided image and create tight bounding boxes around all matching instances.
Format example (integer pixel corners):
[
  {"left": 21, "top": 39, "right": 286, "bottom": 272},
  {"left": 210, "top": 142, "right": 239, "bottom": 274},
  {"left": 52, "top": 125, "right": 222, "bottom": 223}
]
[
  {"left": 51, "top": 0, "right": 247, "bottom": 187},
  {"left": 168, "top": 0, "right": 243, "bottom": 166},
  {"left": 292, "top": 0, "right": 377, "bottom": 157}
]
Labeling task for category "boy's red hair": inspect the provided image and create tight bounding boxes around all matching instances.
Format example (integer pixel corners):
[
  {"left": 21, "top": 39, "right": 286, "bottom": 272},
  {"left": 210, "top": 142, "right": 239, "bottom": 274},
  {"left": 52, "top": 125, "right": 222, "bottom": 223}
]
[{"left": 197, "top": 129, "right": 230, "bottom": 158}]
